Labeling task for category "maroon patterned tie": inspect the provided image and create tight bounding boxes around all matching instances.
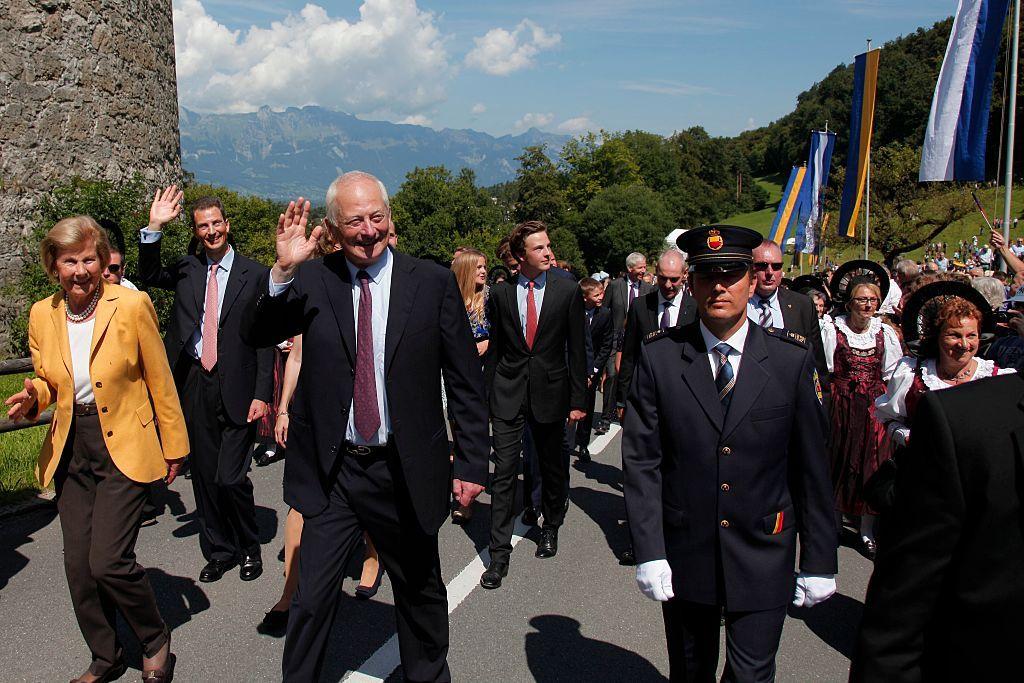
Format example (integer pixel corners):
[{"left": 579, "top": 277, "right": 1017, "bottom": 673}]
[{"left": 353, "top": 270, "right": 380, "bottom": 441}]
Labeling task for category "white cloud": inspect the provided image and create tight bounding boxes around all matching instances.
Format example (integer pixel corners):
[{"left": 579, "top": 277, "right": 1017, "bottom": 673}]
[
  {"left": 465, "top": 19, "right": 561, "bottom": 76},
  {"left": 514, "top": 112, "right": 554, "bottom": 130},
  {"left": 398, "top": 114, "right": 432, "bottom": 126},
  {"left": 173, "top": 0, "right": 451, "bottom": 116},
  {"left": 621, "top": 79, "right": 719, "bottom": 96},
  {"left": 742, "top": 117, "right": 756, "bottom": 131},
  {"left": 557, "top": 116, "right": 596, "bottom": 135},
  {"left": 470, "top": 102, "right": 487, "bottom": 115}
]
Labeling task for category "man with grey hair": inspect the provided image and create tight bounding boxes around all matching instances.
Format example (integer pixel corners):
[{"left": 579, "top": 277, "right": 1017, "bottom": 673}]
[
  {"left": 880, "top": 259, "right": 918, "bottom": 315},
  {"left": 971, "top": 276, "right": 1005, "bottom": 311},
  {"left": 598, "top": 252, "right": 654, "bottom": 432}
]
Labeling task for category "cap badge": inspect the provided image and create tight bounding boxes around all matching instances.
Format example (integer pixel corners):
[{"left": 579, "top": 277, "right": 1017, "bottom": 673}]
[{"left": 707, "top": 229, "right": 724, "bottom": 251}]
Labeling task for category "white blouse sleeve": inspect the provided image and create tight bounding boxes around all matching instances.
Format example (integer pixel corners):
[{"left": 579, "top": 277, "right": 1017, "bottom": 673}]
[
  {"left": 821, "top": 321, "right": 837, "bottom": 373},
  {"left": 880, "top": 324, "right": 903, "bottom": 381},
  {"left": 875, "top": 356, "right": 916, "bottom": 447}
]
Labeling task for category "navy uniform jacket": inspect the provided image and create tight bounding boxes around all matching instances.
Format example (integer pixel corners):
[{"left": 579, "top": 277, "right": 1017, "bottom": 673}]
[{"left": 622, "top": 320, "right": 837, "bottom": 611}]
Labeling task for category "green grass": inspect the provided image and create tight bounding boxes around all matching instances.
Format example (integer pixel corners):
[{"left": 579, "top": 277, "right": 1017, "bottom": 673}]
[
  {"left": 727, "top": 173, "right": 787, "bottom": 234},
  {"left": 0, "top": 372, "right": 46, "bottom": 505}
]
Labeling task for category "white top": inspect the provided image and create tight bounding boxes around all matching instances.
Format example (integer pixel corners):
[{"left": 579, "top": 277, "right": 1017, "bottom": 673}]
[
  {"left": 657, "top": 292, "right": 684, "bottom": 328},
  {"left": 879, "top": 279, "right": 902, "bottom": 314},
  {"left": 699, "top": 319, "right": 750, "bottom": 378},
  {"left": 516, "top": 271, "right": 547, "bottom": 337},
  {"left": 823, "top": 315, "right": 902, "bottom": 381},
  {"left": 68, "top": 318, "right": 97, "bottom": 404},
  {"left": 819, "top": 314, "right": 836, "bottom": 371},
  {"left": 747, "top": 290, "right": 783, "bottom": 328},
  {"left": 875, "top": 356, "right": 1015, "bottom": 445},
  {"left": 119, "top": 276, "right": 139, "bottom": 291}
]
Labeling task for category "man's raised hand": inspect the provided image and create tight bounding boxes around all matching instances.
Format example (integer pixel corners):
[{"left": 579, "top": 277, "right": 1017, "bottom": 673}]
[
  {"left": 148, "top": 185, "right": 184, "bottom": 231},
  {"left": 271, "top": 198, "right": 321, "bottom": 283}
]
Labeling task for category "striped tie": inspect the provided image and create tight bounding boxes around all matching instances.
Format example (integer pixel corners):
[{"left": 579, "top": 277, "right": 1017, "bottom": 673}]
[
  {"left": 758, "top": 300, "right": 772, "bottom": 328},
  {"left": 714, "top": 343, "right": 735, "bottom": 409}
]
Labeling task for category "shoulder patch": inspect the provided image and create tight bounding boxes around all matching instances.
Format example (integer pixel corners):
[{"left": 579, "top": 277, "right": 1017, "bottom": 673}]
[
  {"left": 644, "top": 328, "right": 668, "bottom": 344},
  {"left": 763, "top": 326, "right": 808, "bottom": 347}
]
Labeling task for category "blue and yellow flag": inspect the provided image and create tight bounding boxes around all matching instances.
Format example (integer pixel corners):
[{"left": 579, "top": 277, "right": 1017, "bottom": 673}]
[
  {"left": 769, "top": 165, "right": 806, "bottom": 246},
  {"left": 838, "top": 49, "right": 881, "bottom": 238}
]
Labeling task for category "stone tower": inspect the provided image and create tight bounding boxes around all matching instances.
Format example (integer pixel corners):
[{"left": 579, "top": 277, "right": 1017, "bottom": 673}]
[{"left": 0, "top": 0, "right": 182, "bottom": 355}]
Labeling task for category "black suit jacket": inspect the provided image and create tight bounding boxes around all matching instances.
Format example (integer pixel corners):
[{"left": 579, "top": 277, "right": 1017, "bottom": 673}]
[
  {"left": 605, "top": 276, "right": 656, "bottom": 333},
  {"left": 851, "top": 373, "right": 1024, "bottom": 682},
  {"left": 484, "top": 274, "right": 587, "bottom": 423},
  {"left": 241, "top": 250, "right": 490, "bottom": 533},
  {"left": 615, "top": 291, "right": 697, "bottom": 407},
  {"left": 622, "top": 321, "right": 837, "bottom": 611},
  {"left": 137, "top": 240, "right": 273, "bottom": 424},
  {"left": 777, "top": 288, "right": 829, "bottom": 384},
  {"left": 586, "top": 306, "right": 614, "bottom": 382}
]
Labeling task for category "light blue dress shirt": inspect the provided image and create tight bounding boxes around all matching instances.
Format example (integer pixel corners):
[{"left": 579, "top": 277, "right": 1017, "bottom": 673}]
[
  {"left": 516, "top": 271, "right": 547, "bottom": 338},
  {"left": 747, "top": 290, "right": 783, "bottom": 328},
  {"left": 140, "top": 228, "right": 233, "bottom": 360},
  {"left": 268, "top": 249, "right": 394, "bottom": 446}
]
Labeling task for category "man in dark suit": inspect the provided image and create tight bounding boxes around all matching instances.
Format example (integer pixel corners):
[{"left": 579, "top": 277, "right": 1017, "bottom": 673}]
[
  {"left": 242, "top": 172, "right": 489, "bottom": 682},
  {"left": 481, "top": 220, "right": 587, "bottom": 588},
  {"left": 138, "top": 186, "right": 273, "bottom": 583},
  {"left": 851, "top": 373, "right": 1024, "bottom": 682},
  {"left": 615, "top": 249, "right": 698, "bottom": 411},
  {"left": 574, "top": 277, "right": 614, "bottom": 462},
  {"left": 598, "top": 252, "right": 655, "bottom": 430},
  {"left": 622, "top": 225, "right": 838, "bottom": 682},
  {"left": 747, "top": 239, "right": 828, "bottom": 383}
]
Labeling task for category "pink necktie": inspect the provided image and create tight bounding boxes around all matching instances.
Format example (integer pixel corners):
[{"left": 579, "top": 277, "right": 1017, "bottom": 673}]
[
  {"left": 354, "top": 270, "right": 381, "bottom": 441},
  {"left": 200, "top": 264, "right": 219, "bottom": 371},
  {"left": 525, "top": 280, "right": 538, "bottom": 349}
]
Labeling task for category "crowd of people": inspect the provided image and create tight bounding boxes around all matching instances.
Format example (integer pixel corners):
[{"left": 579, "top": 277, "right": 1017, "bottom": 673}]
[{"left": 5, "top": 171, "right": 1024, "bottom": 682}]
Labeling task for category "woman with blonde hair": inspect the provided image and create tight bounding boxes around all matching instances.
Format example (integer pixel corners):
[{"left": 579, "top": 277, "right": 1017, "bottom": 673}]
[{"left": 5, "top": 216, "right": 187, "bottom": 683}]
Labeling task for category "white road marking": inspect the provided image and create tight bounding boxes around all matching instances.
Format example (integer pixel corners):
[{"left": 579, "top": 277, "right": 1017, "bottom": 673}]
[{"left": 343, "top": 422, "right": 622, "bottom": 681}]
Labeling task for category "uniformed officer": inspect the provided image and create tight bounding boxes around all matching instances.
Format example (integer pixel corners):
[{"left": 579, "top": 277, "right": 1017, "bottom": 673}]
[{"left": 622, "top": 225, "right": 838, "bottom": 682}]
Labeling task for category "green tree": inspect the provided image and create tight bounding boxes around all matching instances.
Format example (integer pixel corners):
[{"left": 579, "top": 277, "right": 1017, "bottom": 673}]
[
  {"left": 512, "top": 145, "right": 566, "bottom": 225},
  {"left": 580, "top": 184, "right": 675, "bottom": 271}
]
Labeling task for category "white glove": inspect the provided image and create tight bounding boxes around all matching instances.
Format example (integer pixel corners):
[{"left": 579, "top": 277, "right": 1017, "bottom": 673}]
[
  {"left": 636, "top": 559, "right": 674, "bottom": 602},
  {"left": 792, "top": 573, "right": 837, "bottom": 608}
]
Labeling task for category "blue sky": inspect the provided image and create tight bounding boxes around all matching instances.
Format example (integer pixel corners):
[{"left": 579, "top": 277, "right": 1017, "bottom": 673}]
[{"left": 174, "top": 0, "right": 952, "bottom": 137}]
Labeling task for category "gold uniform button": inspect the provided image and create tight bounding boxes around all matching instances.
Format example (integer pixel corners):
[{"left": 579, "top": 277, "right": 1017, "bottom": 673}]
[
  {"left": 720, "top": 446, "right": 731, "bottom": 456},
  {"left": 720, "top": 519, "right": 730, "bottom": 528},
  {"left": 721, "top": 483, "right": 730, "bottom": 492}
]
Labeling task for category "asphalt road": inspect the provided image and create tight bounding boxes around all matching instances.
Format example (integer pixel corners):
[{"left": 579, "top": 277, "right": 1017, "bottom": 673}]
[{"left": 0, "top": 423, "right": 873, "bottom": 682}]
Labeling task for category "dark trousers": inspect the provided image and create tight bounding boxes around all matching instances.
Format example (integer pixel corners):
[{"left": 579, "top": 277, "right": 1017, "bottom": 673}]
[
  {"left": 55, "top": 413, "right": 169, "bottom": 675},
  {"left": 521, "top": 424, "right": 543, "bottom": 510},
  {"left": 575, "top": 383, "right": 599, "bottom": 448},
  {"left": 283, "top": 447, "right": 450, "bottom": 683},
  {"left": 600, "top": 355, "right": 618, "bottom": 422},
  {"left": 491, "top": 410, "right": 568, "bottom": 563},
  {"left": 181, "top": 358, "right": 259, "bottom": 562},
  {"left": 662, "top": 600, "right": 787, "bottom": 683}
]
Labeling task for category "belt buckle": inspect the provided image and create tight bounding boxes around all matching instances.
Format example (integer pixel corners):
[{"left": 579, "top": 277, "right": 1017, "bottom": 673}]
[{"left": 350, "top": 444, "right": 371, "bottom": 456}]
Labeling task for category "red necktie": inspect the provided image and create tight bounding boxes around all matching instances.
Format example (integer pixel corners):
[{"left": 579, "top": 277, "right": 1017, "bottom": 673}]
[
  {"left": 525, "top": 280, "right": 538, "bottom": 349},
  {"left": 354, "top": 270, "right": 381, "bottom": 441},
  {"left": 200, "top": 263, "right": 219, "bottom": 371}
]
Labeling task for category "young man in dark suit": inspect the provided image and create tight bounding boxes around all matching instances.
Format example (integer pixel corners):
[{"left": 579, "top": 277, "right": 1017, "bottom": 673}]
[
  {"left": 243, "top": 172, "right": 489, "bottom": 682},
  {"left": 622, "top": 225, "right": 837, "bottom": 681},
  {"left": 574, "top": 277, "right": 614, "bottom": 463},
  {"left": 851, "top": 372, "right": 1024, "bottom": 682},
  {"left": 138, "top": 186, "right": 273, "bottom": 583},
  {"left": 481, "top": 220, "right": 587, "bottom": 588}
]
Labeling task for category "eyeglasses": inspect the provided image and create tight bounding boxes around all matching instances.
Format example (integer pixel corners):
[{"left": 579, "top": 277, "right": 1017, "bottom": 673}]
[
  {"left": 851, "top": 296, "right": 879, "bottom": 305},
  {"left": 105, "top": 263, "right": 121, "bottom": 273},
  {"left": 753, "top": 261, "right": 784, "bottom": 272}
]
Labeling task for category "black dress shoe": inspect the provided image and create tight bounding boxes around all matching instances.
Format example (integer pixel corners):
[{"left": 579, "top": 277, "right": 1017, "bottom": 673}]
[
  {"left": 355, "top": 562, "right": 384, "bottom": 600},
  {"left": 536, "top": 527, "right": 558, "bottom": 558},
  {"left": 240, "top": 553, "right": 263, "bottom": 581},
  {"left": 199, "top": 558, "right": 237, "bottom": 583},
  {"left": 521, "top": 506, "right": 539, "bottom": 527},
  {"left": 577, "top": 447, "right": 591, "bottom": 463},
  {"left": 256, "top": 608, "right": 289, "bottom": 637},
  {"left": 479, "top": 561, "right": 508, "bottom": 589}
]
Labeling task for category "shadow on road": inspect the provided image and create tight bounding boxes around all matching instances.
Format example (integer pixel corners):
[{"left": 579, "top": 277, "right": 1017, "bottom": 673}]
[
  {"left": 169, "top": 504, "right": 278, "bottom": 546},
  {"left": 525, "top": 615, "right": 666, "bottom": 682},
  {"left": 569, "top": 459, "right": 632, "bottom": 562},
  {"left": 788, "top": 592, "right": 864, "bottom": 660},
  {"left": 320, "top": 594, "right": 405, "bottom": 683},
  {"left": 0, "top": 504, "right": 57, "bottom": 591},
  {"left": 117, "top": 566, "right": 212, "bottom": 667}
]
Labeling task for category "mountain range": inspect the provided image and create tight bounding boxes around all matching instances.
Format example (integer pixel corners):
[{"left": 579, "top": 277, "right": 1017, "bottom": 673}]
[{"left": 178, "top": 106, "right": 569, "bottom": 199}]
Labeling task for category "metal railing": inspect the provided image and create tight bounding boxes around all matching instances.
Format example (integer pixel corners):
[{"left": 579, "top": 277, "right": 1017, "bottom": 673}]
[{"left": 0, "top": 358, "right": 53, "bottom": 434}]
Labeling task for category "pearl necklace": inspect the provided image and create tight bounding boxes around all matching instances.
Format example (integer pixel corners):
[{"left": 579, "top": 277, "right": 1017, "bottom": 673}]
[
  {"left": 64, "top": 286, "right": 101, "bottom": 323},
  {"left": 937, "top": 359, "right": 975, "bottom": 385}
]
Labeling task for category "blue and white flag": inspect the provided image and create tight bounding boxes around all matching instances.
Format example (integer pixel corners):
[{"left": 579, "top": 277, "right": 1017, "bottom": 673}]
[
  {"left": 920, "top": 0, "right": 1010, "bottom": 181},
  {"left": 798, "top": 131, "right": 836, "bottom": 254}
]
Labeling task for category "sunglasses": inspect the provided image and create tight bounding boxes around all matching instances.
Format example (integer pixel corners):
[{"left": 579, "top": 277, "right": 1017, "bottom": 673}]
[
  {"left": 105, "top": 263, "right": 122, "bottom": 273},
  {"left": 753, "top": 261, "right": 784, "bottom": 272}
]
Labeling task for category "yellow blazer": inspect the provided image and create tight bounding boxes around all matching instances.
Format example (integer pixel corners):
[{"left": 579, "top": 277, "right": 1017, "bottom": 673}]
[{"left": 27, "top": 284, "right": 189, "bottom": 485}]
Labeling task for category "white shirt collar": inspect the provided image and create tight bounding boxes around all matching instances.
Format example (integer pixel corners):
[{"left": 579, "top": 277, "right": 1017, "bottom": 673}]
[
  {"left": 345, "top": 246, "right": 393, "bottom": 283},
  {"left": 699, "top": 318, "right": 750, "bottom": 355},
  {"left": 752, "top": 289, "right": 778, "bottom": 308},
  {"left": 206, "top": 245, "right": 234, "bottom": 270},
  {"left": 658, "top": 292, "right": 678, "bottom": 308}
]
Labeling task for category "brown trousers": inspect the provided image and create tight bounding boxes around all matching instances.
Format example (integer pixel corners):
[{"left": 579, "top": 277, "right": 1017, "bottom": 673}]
[{"left": 55, "top": 412, "right": 168, "bottom": 675}]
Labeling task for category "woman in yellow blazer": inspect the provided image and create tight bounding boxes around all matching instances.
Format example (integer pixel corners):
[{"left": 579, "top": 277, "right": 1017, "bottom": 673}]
[{"left": 5, "top": 216, "right": 188, "bottom": 683}]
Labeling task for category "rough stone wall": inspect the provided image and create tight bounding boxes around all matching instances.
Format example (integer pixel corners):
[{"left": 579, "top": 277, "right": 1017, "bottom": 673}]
[{"left": 0, "top": 0, "right": 181, "bottom": 356}]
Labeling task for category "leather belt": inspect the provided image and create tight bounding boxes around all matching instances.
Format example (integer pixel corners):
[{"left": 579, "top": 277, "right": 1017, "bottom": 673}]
[
  {"left": 343, "top": 442, "right": 391, "bottom": 457},
  {"left": 73, "top": 403, "right": 99, "bottom": 416}
]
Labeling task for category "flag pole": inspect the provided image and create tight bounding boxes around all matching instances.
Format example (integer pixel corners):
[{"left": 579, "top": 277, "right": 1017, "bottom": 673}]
[
  {"left": 864, "top": 38, "right": 872, "bottom": 260},
  {"left": 1001, "top": 0, "right": 1020, "bottom": 272}
]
